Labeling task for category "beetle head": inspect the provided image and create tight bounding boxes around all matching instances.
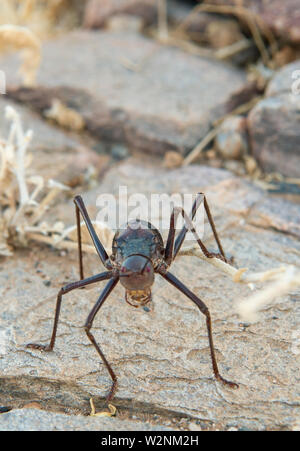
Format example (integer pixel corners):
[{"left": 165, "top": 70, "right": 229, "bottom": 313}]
[{"left": 119, "top": 255, "right": 154, "bottom": 291}]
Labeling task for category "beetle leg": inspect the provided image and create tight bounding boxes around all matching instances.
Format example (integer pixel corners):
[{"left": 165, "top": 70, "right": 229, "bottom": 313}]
[
  {"left": 84, "top": 277, "right": 119, "bottom": 404},
  {"left": 159, "top": 270, "right": 239, "bottom": 389},
  {"left": 164, "top": 193, "right": 229, "bottom": 265},
  {"left": 26, "top": 271, "right": 113, "bottom": 352},
  {"left": 74, "top": 195, "right": 111, "bottom": 270}
]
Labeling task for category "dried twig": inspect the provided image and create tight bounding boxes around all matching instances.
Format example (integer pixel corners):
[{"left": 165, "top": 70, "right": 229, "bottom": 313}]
[
  {"left": 178, "top": 242, "right": 299, "bottom": 322},
  {"left": 236, "top": 267, "right": 300, "bottom": 322},
  {"left": 183, "top": 127, "right": 220, "bottom": 166},
  {"left": 178, "top": 243, "right": 287, "bottom": 284},
  {"left": 214, "top": 38, "right": 252, "bottom": 60}
]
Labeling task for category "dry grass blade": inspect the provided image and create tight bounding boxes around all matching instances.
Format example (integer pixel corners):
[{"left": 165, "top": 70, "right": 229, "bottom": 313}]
[
  {"left": 236, "top": 267, "right": 300, "bottom": 322},
  {"left": 178, "top": 243, "right": 299, "bottom": 322},
  {"left": 183, "top": 127, "right": 220, "bottom": 166},
  {"left": 214, "top": 38, "right": 252, "bottom": 60},
  {"left": 0, "top": 24, "right": 41, "bottom": 86},
  {"left": 157, "top": 0, "right": 168, "bottom": 41}
]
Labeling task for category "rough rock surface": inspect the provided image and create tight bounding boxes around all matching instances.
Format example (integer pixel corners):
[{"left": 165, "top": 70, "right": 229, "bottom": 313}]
[
  {"left": 203, "top": 0, "right": 300, "bottom": 44},
  {"left": 0, "top": 98, "right": 105, "bottom": 185},
  {"left": 1, "top": 30, "right": 248, "bottom": 155},
  {"left": 0, "top": 160, "right": 299, "bottom": 431},
  {"left": 83, "top": 0, "right": 157, "bottom": 29},
  {"left": 267, "top": 60, "right": 300, "bottom": 97},
  {"left": 248, "top": 60, "right": 300, "bottom": 177},
  {"left": 0, "top": 408, "right": 175, "bottom": 431}
]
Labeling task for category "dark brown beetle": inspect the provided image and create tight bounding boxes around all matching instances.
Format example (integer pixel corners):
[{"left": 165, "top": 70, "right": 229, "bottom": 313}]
[{"left": 27, "top": 193, "right": 238, "bottom": 407}]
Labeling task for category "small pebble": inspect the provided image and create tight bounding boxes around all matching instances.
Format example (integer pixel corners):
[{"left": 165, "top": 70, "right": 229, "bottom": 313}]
[
  {"left": 244, "top": 155, "right": 258, "bottom": 175},
  {"left": 111, "top": 144, "right": 129, "bottom": 161},
  {"left": 163, "top": 151, "right": 184, "bottom": 169},
  {"left": 215, "top": 116, "right": 248, "bottom": 160},
  {"left": 188, "top": 422, "right": 202, "bottom": 431}
]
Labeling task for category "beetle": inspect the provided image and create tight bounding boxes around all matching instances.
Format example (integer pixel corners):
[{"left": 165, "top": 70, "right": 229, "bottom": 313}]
[{"left": 27, "top": 193, "right": 238, "bottom": 408}]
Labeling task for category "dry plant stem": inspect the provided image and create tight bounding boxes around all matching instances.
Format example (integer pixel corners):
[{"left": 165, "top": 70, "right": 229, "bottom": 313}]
[
  {"left": 157, "top": 0, "right": 168, "bottom": 41},
  {"left": 26, "top": 232, "right": 98, "bottom": 254},
  {"left": 175, "top": 3, "right": 272, "bottom": 66},
  {"left": 0, "top": 105, "right": 72, "bottom": 256},
  {"left": 183, "top": 127, "right": 220, "bottom": 166},
  {"left": 0, "top": 24, "right": 41, "bottom": 86},
  {"left": 214, "top": 96, "right": 262, "bottom": 127},
  {"left": 0, "top": 105, "right": 113, "bottom": 258},
  {"left": 179, "top": 244, "right": 300, "bottom": 322},
  {"left": 29, "top": 185, "right": 64, "bottom": 226},
  {"left": 151, "top": 27, "right": 214, "bottom": 59},
  {"left": 178, "top": 245, "right": 288, "bottom": 285},
  {"left": 5, "top": 106, "right": 31, "bottom": 207},
  {"left": 236, "top": 267, "right": 300, "bottom": 322},
  {"left": 15, "top": 132, "right": 32, "bottom": 206},
  {"left": 215, "top": 38, "right": 252, "bottom": 60}
]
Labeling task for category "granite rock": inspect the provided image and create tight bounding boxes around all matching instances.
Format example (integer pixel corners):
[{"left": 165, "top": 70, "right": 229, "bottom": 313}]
[
  {"left": 203, "top": 0, "right": 300, "bottom": 44},
  {"left": 1, "top": 30, "right": 248, "bottom": 155},
  {"left": 0, "top": 98, "right": 105, "bottom": 185},
  {"left": 248, "top": 60, "right": 300, "bottom": 177},
  {"left": 0, "top": 161, "right": 299, "bottom": 430}
]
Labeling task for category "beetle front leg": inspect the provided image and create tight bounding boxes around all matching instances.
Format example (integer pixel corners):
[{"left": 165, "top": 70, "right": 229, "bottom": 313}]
[
  {"left": 26, "top": 272, "right": 113, "bottom": 352},
  {"left": 84, "top": 277, "right": 119, "bottom": 404}
]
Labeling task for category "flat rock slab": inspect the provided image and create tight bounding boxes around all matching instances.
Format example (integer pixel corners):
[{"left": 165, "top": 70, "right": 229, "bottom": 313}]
[
  {"left": 204, "top": 0, "right": 300, "bottom": 44},
  {"left": 248, "top": 60, "right": 300, "bottom": 177},
  {"left": 1, "top": 30, "right": 248, "bottom": 154},
  {"left": 0, "top": 408, "right": 174, "bottom": 431},
  {"left": 0, "top": 98, "right": 104, "bottom": 185},
  {"left": 0, "top": 161, "right": 299, "bottom": 430}
]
